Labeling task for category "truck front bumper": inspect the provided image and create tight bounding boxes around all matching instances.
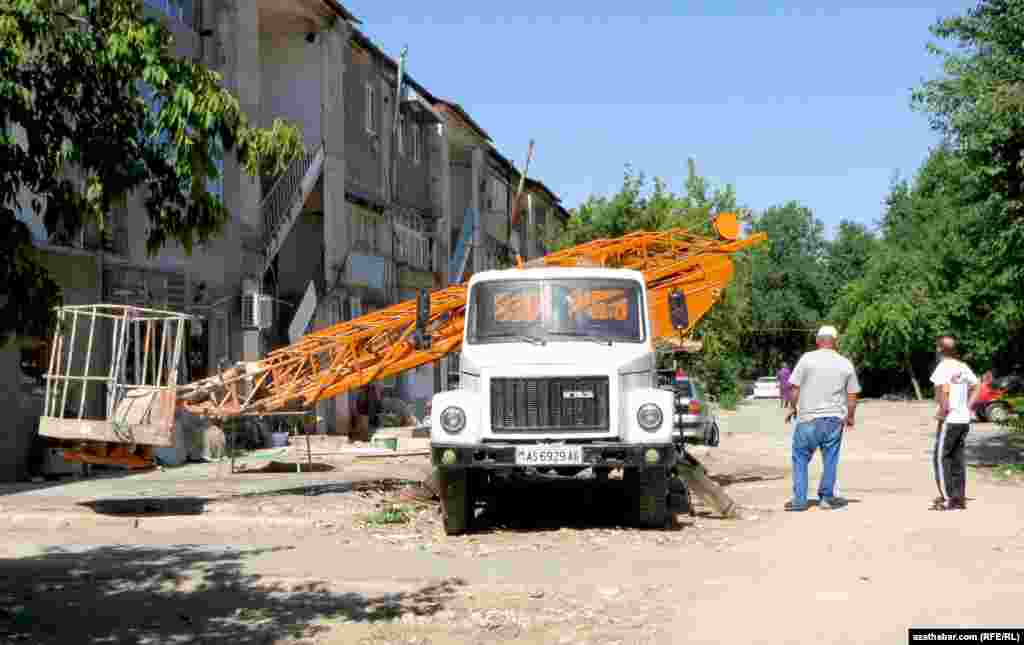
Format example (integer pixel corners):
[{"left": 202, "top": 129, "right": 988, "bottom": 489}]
[{"left": 431, "top": 442, "right": 677, "bottom": 470}]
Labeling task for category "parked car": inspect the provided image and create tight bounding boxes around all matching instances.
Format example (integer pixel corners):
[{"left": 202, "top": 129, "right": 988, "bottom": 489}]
[
  {"left": 753, "top": 376, "right": 781, "bottom": 399},
  {"left": 973, "top": 379, "right": 1017, "bottom": 424},
  {"left": 657, "top": 370, "right": 720, "bottom": 447}
]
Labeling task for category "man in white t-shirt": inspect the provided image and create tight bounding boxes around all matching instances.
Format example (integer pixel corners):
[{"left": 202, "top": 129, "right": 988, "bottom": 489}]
[{"left": 929, "top": 335, "right": 980, "bottom": 511}]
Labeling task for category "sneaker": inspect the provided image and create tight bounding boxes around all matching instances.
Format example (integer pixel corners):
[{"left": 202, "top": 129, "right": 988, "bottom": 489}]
[
  {"left": 784, "top": 500, "right": 808, "bottom": 512},
  {"left": 930, "top": 497, "right": 951, "bottom": 511},
  {"left": 818, "top": 496, "right": 847, "bottom": 510}
]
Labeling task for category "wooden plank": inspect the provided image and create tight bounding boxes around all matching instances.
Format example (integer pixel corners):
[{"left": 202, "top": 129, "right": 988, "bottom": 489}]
[{"left": 38, "top": 417, "right": 174, "bottom": 447}]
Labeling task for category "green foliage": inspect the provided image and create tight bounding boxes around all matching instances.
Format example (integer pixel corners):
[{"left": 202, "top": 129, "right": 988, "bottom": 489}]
[
  {"left": 829, "top": 146, "right": 1023, "bottom": 396},
  {"left": 825, "top": 220, "right": 877, "bottom": 311},
  {"left": 0, "top": 0, "right": 305, "bottom": 343},
  {"left": 913, "top": 0, "right": 1024, "bottom": 303},
  {"left": 364, "top": 503, "right": 410, "bottom": 525},
  {"left": 548, "top": 159, "right": 736, "bottom": 251}
]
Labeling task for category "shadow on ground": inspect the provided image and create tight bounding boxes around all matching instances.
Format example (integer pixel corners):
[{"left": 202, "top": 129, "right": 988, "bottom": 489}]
[
  {"left": 964, "top": 428, "right": 1024, "bottom": 467},
  {"left": 469, "top": 475, "right": 693, "bottom": 533},
  {"left": 0, "top": 545, "right": 464, "bottom": 644},
  {"left": 77, "top": 479, "right": 420, "bottom": 518},
  {"left": 234, "top": 461, "right": 336, "bottom": 474},
  {"left": 709, "top": 467, "right": 788, "bottom": 487}
]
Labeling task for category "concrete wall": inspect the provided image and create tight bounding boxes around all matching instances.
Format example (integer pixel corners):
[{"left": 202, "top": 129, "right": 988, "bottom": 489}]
[
  {"left": 0, "top": 249, "right": 105, "bottom": 481},
  {"left": 260, "top": 29, "right": 323, "bottom": 142},
  {"left": 0, "top": 344, "right": 30, "bottom": 482}
]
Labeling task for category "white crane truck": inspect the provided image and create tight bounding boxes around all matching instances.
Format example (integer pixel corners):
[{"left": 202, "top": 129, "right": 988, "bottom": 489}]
[{"left": 429, "top": 266, "right": 678, "bottom": 534}]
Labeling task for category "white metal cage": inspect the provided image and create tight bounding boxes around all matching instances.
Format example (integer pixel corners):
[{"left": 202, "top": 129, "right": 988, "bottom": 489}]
[{"left": 39, "top": 304, "right": 195, "bottom": 458}]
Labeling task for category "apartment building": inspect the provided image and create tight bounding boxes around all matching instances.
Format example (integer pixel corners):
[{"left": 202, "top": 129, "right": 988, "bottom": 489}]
[{"left": 2, "top": 0, "right": 572, "bottom": 480}]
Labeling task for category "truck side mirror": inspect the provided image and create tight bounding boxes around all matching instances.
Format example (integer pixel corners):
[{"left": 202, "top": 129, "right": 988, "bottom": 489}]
[
  {"left": 669, "top": 289, "right": 689, "bottom": 330},
  {"left": 415, "top": 289, "right": 432, "bottom": 350}
]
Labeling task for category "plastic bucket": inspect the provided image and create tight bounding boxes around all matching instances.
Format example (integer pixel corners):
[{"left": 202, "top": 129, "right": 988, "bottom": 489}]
[{"left": 270, "top": 432, "right": 290, "bottom": 448}]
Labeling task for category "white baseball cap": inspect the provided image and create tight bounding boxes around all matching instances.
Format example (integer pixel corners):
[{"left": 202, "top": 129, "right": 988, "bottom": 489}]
[{"left": 817, "top": 325, "right": 839, "bottom": 338}]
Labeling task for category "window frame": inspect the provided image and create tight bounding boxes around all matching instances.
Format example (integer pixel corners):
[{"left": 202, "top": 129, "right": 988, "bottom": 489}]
[
  {"left": 411, "top": 122, "right": 422, "bottom": 164},
  {"left": 397, "top": 113, "right": 405, "bottom": 156},
  {"left": 365, "top": 83, "right": 378, "bottom": 136},
  {"left": 143, "top": 0, "right": 195, "bottom": 28}
]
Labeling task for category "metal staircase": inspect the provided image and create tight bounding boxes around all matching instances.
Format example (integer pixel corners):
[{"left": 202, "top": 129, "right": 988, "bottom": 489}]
[
  {"left": 449, "top": 206, "right": 479, "bottom": 284},
  {"left": 261, "top": 143, "right": 324, "bottom": 278}
]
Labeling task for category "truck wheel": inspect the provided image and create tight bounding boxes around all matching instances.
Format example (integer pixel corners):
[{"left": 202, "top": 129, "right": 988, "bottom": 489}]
[
  {"left": 705, "top": 421, "right": 721, "bottom": 447},
  {"left": 987, "top": 402, "right": 1011, "bottom": 424},
  {"left": 439, "top": 469, "right": 473, "bottom": 535},
  {"left": 627, "top": 467, "right": 668, "bottom": 528},
  {"left": 668, "top": 475, "right": 694, "bottom": 516}
]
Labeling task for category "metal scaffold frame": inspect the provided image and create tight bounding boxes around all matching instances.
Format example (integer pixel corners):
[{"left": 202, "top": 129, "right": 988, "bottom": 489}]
[{"left": 39, "top": 304, "right": 195, "bottom": 467}]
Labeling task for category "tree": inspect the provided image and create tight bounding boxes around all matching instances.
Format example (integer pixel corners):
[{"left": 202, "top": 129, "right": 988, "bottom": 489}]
[
  {"left": 548, "top": 159, "right": 737, "bottom": 250},
  {"left": 824, "top": 220, "right": 877, "bottom": 312},
  {"left": 747, "top": 202, "right": 831, "bottom": 368},
  {"left": 913, "top": 0, "right": 1024, "bottom": 303},
  {"left": 0, "top": 0, "right": 306, "bottom": 343},
  {"left": 830, "top": 146, "right": 1024, "bottom": 397}
]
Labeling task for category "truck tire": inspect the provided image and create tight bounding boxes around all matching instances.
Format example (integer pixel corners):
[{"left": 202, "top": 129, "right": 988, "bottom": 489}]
[
  {"left": 627, "top": 466, "right": 668, "bottom": 528},
  {"left": 705, "top": 421, "right": 721, "bottom": 447},
  {"left": 668, "top": 475, "right": 694, "bottom": 516},
  {"left": 439, "top": 469, "right": 473, "bottom": 535}
]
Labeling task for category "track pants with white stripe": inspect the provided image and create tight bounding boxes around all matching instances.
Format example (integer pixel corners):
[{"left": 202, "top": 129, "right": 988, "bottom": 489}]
[{"left": 934, "top": 422, "right": 970, "bottom": 502}]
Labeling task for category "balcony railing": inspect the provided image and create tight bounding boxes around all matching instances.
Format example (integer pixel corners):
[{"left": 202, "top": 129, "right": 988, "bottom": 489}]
[{"left": 393, "top": 221, "right": 431, "bottom": 272}]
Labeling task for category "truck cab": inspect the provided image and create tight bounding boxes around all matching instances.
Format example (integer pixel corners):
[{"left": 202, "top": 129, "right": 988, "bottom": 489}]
[{"left": 430, "top": 267, "right": 676, "bottom": 534}]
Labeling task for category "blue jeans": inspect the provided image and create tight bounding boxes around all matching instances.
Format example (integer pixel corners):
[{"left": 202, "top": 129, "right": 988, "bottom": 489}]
[{"left": 791, "top": 417, "right": 844, "bottom": 508}]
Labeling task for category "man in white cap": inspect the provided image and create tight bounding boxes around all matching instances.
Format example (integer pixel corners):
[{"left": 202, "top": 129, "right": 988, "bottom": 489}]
[{"left": 784, "top": 325, "right": 861, "bottom": 511}]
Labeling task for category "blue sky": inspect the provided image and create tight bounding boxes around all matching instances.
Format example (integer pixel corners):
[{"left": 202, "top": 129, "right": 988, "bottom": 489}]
[{"left": 346, "top": 1, "right": 975, "bottom": 237}]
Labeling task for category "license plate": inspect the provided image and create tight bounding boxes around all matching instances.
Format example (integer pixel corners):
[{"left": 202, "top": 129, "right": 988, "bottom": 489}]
[{"left": 514, "top": 445, "right": 583, "bottom": 466}]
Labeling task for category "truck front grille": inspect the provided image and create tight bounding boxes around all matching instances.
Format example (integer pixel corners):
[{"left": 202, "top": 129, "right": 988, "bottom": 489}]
[{"left": 490, "top": 376, "right": 610, "bottom": 433}]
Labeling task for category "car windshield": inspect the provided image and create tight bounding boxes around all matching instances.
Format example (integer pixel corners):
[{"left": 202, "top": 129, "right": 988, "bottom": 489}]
[{"left": 466, "top": 278, "right": 645, "bottom": 345}]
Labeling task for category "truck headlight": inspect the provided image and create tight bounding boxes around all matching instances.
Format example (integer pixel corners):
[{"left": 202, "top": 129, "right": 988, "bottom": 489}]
[
  {"left": 440, "top": 406, "right": 467, "bottom": 434},
  {"left": 637, "top": 403, "right": 663, "bottom": 431}
]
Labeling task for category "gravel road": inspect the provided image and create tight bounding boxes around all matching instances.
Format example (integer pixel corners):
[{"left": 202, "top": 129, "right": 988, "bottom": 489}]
[{"left": 1, "top": 400, "right": 1022, "bottom": 644}]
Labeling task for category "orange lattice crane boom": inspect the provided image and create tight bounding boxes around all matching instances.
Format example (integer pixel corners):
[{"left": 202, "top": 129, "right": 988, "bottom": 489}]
[
  {"left": 178, "top": 213, "right": 765, "bottom": 419},
  {"left": 37, "top": 213, "right": 764, "bottom": 467}
]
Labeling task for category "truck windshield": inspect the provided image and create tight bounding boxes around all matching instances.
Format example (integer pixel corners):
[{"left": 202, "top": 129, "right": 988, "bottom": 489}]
[{"left": 466, "top": 278, "right": 645, "bottom": 345}]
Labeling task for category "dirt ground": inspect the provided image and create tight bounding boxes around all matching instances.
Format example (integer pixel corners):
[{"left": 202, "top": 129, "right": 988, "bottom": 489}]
[{"left": 1, "top": 400, "right": 1023, "bottom": 644}]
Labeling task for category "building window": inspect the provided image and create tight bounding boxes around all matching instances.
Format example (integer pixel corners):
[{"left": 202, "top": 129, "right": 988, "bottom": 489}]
[
  {"left": 139, "top": 81, "right": 221, "bottom": 203},
  {"left": 397, "top": 114, "right": 405, "bottom": 156},
  {"left": 365, "top": 83, "right": 378, "bottom": 135},
  {"left": 144, "top": 0, "right": 195, "bottom": 27},
  {"left": 207, "top": 133, "right": 225, "bottom": 202},
  {"left": 4, "top": 120, "right": 47, "bottom": 244},
  {"left": 412, "top": 123, "right": 422, "bottom": 164},
  {"left": 491, "top": 178, "right": 506, "bottom": 212}
]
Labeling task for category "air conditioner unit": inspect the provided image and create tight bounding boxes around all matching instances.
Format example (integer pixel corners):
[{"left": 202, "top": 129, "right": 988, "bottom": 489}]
[{"left": 241, "top": 292, "right": 273, "bottom": 331}]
